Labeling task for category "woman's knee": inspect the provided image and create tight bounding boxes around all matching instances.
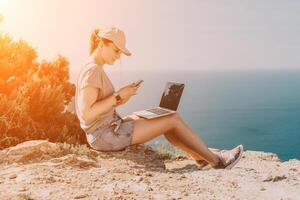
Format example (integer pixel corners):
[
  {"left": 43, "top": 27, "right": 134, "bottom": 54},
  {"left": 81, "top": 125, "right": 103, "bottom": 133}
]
[
  {"left": 130, "top": 113, "right": 183, "bottom": 145},
  {"left": 167, "top": 113, "right": 183, "bottom": 128},
  {"left": 170, "top": 112, "right": 183, "bottom": 122}
]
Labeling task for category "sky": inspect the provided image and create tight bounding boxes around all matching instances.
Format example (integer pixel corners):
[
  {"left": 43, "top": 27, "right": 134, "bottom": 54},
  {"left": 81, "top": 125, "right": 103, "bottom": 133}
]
[{"left": 0, "top": 0, "right": 300, "bottom": 82}]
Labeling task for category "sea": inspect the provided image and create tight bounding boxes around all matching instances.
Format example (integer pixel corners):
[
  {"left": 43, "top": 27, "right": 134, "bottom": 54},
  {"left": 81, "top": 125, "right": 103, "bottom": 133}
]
[{"left": 104, "top": 69, "right": 300, "bottom": 161}]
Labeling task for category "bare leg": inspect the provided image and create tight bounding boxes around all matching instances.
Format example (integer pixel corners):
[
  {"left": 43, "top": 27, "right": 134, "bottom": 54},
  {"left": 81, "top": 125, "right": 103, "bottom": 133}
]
[
  {"left": 123, "top": 115, "right": 207, "bottom": 161},
  {"left": 164, "top": 130, "right": 208, "bottom": 161},
  {"left": 130, "top": 113, "right": 220, "bottom": 166}
]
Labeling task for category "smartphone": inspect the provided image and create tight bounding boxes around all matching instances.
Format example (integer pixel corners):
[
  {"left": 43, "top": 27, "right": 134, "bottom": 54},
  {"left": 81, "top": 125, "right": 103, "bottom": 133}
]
[{"left": 133, "top": 80, "right": 144, "bottom": 87}]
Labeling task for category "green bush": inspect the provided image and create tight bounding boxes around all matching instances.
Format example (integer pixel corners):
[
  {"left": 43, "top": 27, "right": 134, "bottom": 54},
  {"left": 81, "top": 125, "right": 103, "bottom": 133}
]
[{"left": 0, "top": 24, "right": 86, "bottom": 149}]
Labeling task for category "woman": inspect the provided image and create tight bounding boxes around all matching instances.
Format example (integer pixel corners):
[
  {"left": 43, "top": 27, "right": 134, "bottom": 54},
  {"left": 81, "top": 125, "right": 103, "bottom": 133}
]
[{"left": 75, "top": 27, "right": 243, "bottom": 169}]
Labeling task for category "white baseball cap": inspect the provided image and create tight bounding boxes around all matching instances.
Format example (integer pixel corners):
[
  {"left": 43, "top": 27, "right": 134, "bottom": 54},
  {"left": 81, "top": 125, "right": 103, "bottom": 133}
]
[{"left": 97, "top": 27, "right": 131, "bottom": 56}]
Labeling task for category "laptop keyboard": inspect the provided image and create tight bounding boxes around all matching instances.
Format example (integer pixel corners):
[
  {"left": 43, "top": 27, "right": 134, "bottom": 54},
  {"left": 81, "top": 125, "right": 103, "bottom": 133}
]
[{"left": 146, "top": 108, "right": 171, "bottom": 115}]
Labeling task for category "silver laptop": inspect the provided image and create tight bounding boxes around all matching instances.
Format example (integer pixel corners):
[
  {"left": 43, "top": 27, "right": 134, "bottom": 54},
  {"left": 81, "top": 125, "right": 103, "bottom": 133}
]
[{"left": 133, "top": 82, "right": 185, "bottom": 119}]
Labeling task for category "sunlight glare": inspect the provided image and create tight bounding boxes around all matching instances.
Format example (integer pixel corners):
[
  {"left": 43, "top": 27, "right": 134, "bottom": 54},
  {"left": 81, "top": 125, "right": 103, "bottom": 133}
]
[{"left": 0, "top": 0, "right": 10, "bottom": 15}]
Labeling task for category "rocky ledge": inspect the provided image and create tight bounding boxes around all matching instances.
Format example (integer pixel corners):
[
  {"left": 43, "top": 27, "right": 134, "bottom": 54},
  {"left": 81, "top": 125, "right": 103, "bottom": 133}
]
[{"left": 0, "top": 140, "right": 299, "bottom": 200}]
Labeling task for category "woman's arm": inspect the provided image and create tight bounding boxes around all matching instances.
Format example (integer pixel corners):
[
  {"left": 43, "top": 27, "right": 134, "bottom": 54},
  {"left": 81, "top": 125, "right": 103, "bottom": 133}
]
[
  {"left": 79, "top": 86, "right": 116, "bottom": 123},
  {"left": 79, "top": 83, "right": 141, "bottom": 123}
]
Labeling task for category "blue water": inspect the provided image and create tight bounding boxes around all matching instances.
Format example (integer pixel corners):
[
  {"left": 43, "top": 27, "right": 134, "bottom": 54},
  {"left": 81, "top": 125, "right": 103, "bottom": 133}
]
[{"left": 106, "top": 69, "right": 300, "bottom": 161}]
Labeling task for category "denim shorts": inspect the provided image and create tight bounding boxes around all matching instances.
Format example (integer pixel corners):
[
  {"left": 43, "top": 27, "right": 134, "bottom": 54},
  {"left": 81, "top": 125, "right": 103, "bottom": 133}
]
[{"left": 86, "top": 112, "right": 135, "bottom": 152}]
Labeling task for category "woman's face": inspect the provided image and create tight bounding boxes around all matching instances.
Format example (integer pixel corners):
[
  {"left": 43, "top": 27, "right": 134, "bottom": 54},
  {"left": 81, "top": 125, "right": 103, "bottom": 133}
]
[{"left": 99, "top": 41, "right": 121, "bottom": 65}]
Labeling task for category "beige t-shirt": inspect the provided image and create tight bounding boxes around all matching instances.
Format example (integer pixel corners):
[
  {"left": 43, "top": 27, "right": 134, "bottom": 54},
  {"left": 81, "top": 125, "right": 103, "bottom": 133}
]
[{"left": 75, "top": 57, "right": 116, "bottom": 133}]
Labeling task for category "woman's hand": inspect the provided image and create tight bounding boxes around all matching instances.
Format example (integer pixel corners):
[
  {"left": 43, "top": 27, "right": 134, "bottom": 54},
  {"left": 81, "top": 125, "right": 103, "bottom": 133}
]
[{"left": 116, "top": 82, "right": 141, "bottom": 105}]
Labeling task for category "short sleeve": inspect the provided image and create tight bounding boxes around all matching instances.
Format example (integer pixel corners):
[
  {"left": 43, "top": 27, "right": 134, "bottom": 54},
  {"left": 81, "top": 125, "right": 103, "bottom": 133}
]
[{"left": 80, "top": 66, "right": 103, "bottom": 90}]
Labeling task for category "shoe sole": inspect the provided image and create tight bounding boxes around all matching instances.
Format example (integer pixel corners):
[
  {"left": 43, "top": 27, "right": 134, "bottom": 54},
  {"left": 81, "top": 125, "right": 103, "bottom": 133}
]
[{"left": 225, "top": 144, "right": 244, "bottom": 170}]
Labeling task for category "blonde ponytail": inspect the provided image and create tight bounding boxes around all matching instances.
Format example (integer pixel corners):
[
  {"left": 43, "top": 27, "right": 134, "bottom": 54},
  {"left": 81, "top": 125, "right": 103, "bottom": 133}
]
[{"left": 89, "top": 29, "right": 101, "bottom": 55}]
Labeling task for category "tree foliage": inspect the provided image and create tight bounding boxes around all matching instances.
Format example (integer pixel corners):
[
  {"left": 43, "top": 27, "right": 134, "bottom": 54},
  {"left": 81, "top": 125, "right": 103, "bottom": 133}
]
[{"left": 0, "top": 25, "right": 86, "bottom": 149}]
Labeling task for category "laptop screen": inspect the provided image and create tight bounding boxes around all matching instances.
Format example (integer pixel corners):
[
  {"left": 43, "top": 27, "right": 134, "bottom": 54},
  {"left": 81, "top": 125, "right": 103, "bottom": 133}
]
[{"left": 159, "top": 82, "right": 185, "bottom": 111}]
